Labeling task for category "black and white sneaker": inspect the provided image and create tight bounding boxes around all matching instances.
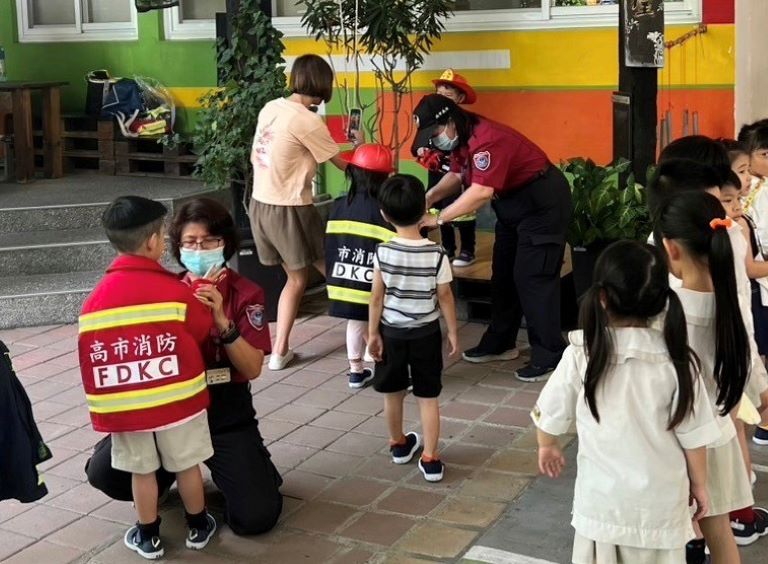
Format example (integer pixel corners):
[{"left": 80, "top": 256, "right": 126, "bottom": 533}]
[
  {"left": 514, "top": 364, "right": 555, "bottom": 383},
  {"left": 753, "top": 426, "right": 768, "bottom": 446},
  {"left": 462, "top": 346, "right": 520, "bottom": 364},
  {"left": 731, "top": 507, "right": 768, "bottom": 546},
  {"left": 186, "top": 512, "right": 217, "bottom": 550},
  {"left": 348, "top": 368, "right": 374, "bottom": 389},
  {"left": 124, "top": 525, "right": 164, "bottom": 560},
  {"left": 391, "top": 432, "right": 421, "bottom": 464},
  {"left": 418, "top": 458, "right": 445, "bottom": 482}
]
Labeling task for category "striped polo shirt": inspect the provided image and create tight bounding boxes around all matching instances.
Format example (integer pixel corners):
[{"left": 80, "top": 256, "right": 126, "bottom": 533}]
[{"left": 373, "top": 237, "right": 453, "bottom": 329}]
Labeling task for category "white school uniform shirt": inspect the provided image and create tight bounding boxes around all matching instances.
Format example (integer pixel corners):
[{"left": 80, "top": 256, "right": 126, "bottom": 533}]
[
  {"left": 673, "top": 287, "right": 738, "bottom": 447},
  {"left": 744, "top": 176, "right": 768, "bottom": 256},
  {"left": 647, "top": 228, "right": 768, "bottom": 403},
  {"left": 533, "top": 328, "right": 720, "bottom": 550}
]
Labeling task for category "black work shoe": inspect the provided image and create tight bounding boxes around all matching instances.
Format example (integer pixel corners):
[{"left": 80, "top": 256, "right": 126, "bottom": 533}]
[
  {"left": 124, "top": 525, "right": 164, "bottom": 560},
  {"left": 685, "top": 538, "right": 705, "bottom": 564},
  {"left": 186, "top": 512, "right": 217, "bottom": 550},
  {"left": 391, "top": 432, "right": 421, "bottom": 464},
  {"left": 462, "top": 346, "right": 520, "bottom": 364},
  {"left": 731, "top": 507, "right": 768, "bottom": 546},
  {"left": 514, "top": 363, "right": 555, "bottom": 382},
  {"left": 753, "top": 426, "right": 768, "bottom": 445}
]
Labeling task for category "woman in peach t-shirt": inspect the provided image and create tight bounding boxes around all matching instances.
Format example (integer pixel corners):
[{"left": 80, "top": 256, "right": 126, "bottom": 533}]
[{"left": 250, "top": 54, "right": 357, "bottom": 371}]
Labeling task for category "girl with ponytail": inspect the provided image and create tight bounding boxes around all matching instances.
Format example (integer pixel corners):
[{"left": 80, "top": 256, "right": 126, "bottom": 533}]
[
  {"left": 533, "top": 240, "right": 719, "bottom": 564},
  {"left": 658, "top": 190, "right": 755, "bottom": 563}
]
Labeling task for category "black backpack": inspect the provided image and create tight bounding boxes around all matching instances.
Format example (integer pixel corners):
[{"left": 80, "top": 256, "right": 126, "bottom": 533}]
[{"left": 0, "top": 340, "right": 52, "bottom": 503}]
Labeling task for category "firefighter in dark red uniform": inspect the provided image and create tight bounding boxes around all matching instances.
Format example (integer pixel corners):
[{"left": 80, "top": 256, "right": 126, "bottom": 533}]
[
  {"left": 414, "top": 94, "right": 573, "bottom": 382},
  {"left": 86, "top": 198, "right": 283, "bottom": 536}
]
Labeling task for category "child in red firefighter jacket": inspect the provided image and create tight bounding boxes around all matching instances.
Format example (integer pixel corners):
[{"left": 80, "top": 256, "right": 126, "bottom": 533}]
[{"left": 78, "top": 196, "right": 216, "bottom": 559}]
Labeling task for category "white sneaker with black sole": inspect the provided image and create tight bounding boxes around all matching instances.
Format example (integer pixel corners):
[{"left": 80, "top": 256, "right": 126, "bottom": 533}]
[
  {"left": 124, "top": 525, "right": 164, "bottom": 560},
  {"left": 391, "top": 432, "right": 421, "bottom": 464},
  {"left": 186, "top": 512, "right": 217, "bottom": 550}
]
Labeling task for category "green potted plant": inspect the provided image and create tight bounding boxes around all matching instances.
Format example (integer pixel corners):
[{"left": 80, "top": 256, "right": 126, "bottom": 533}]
[
  {"left": 562, "top": 157, "right": 651, "bottom": 297},
  {"left": 299, "top": 0, "right": 453, "bottom": 170}
]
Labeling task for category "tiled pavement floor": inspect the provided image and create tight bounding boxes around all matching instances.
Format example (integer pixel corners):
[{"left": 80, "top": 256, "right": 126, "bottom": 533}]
[
  {"left": 0, "top": 317, "right": 556, "bottom": 563},
  {"left": 5, "top": 318, "right": 768, "bottom": 563}
]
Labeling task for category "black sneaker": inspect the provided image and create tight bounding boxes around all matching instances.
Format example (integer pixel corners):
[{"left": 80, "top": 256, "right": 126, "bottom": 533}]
[
  {"left": 462, "top": 346, "right": 520, "bottom": 364},
  {"left": 514, "top": 364, "right": 555, "bottom": 382},
  {"left": 753, "top": 426, "right": 768, "bottom": 446},
  {"left": 186, "top": 512, "right": 217, "bottom": 550},
  {"left": 124, "top": 525, "right": 164, "bottom": 560},
  {"left": 391, "top": 432, "right": 421, "bottom": 464},
  {"left": 418, "top": 458, "right": 445, "bottom": 482},
  {"left": 685, "top": 538, "right": 706, "bottom": 564},
  {"left": 348, "top": 368, "right": 374, "bottom": 389},
  {"left": 731, "top": 507, "right": 768, "bottom": 546},
  {"left": 452, "top": 251, "right": 476, "bottom": 267}
]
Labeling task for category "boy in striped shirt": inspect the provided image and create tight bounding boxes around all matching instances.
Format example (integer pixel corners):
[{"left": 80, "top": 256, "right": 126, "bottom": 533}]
[{"left": 368, "top": 174, "right": 458, "bottom": 482}]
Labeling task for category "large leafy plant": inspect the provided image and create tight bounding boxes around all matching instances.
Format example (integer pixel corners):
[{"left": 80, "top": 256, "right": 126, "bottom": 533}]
[
  {"left": 299, "top": 0, "right": 453, "bottom": 169},
  {"left": 561, "top": 158, "right": 651, "bottom": 248},
  {"left": 193, "top": 0, "right": 287, "bottom": 194}
]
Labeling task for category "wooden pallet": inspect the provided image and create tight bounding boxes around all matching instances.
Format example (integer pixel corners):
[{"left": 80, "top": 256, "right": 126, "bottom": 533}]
[
  {"left": 33, "top": 115, "right": 115, "bottom": 174},
  {"left": 115, "top": 137, "right": 198, "bottom": 178}
]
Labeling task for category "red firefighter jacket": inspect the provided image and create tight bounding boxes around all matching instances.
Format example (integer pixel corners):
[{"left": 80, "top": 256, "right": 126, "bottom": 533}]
[{"left": 78, "top": 255, "right": 213, "bottom": 432}]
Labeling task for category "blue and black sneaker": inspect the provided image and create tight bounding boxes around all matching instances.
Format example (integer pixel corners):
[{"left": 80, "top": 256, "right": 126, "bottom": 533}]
[
  {"left": 391, "top": 432, "right": 421, "bottom": 464},
  {"left": 124, "top": 525, "right": 164, "bottom": 560},
  {"left": 348, "top": 368, "right": 374, "bottom": 389},
  {"left": 186, "top": 512, "right": 217, "bottom": 550},
  {"left": 419, "top": 457, "right": 445, "bottom": 482},
  {"left": 753, "top": 426, "right": 768, "bottom": 446}
]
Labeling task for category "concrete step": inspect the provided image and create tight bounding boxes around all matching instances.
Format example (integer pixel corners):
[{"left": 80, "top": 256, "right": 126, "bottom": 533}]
[
  {"left": 0, "top": 270, "right": 102, "bottom": 328},
  {"left": 0, "top": 229, "right": 114, "bottom": 276},
  {"left": 0, "top": 202, "right": 109, "bottom": 234}
]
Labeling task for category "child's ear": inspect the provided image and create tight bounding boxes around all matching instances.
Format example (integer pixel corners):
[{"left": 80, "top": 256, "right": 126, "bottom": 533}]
[{"left": 661, "top": 237, "right": 680, "bottom": 261}]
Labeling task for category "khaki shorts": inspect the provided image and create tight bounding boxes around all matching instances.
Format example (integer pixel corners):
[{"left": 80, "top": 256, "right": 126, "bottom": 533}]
[
  {"left": 111, "top": 411, "right": 214, "bottom": 474},
  {"left": 572, "top": 533, "right": 684, "bottom": 564},
  {"left": 248, "top": 199, "right": 324, "bottom": 271}
]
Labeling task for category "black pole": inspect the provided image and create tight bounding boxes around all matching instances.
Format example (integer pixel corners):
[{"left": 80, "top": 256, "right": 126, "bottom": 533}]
[{"left": 616, "top": 1, "right": 658, "bottom": 185}]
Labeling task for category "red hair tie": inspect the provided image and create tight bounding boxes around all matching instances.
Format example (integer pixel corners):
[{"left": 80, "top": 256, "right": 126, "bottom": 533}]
[{"left": 709, "top": 217, "right": 733, "bottom": 231}]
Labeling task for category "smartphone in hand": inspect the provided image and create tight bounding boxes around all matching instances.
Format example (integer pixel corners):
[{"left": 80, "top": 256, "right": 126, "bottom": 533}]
[{"left": 347, "top": 108, "right": 362, "bottom": 141}]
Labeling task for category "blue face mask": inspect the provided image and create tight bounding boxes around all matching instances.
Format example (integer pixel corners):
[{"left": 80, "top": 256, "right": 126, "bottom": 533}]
[
  {"left": 180, "top": 247, "right": 225, "bottom": 277},
  {"left": 432, "top": 129, "right": 458, "bottom": 152}
]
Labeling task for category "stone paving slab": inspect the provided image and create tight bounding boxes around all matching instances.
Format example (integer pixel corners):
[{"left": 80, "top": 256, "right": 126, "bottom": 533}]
[{"left": 5, "top": 318, "right": 767, "bottom": 563}]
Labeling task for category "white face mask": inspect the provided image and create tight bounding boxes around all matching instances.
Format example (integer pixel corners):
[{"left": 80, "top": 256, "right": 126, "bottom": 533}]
[{"left": 432, "top": 129, "right": 458, "bottom": 151}]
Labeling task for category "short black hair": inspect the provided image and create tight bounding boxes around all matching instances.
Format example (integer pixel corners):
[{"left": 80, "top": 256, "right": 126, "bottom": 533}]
[
  {"left": 659, "top": 135, "right": 731, "bottom": 184},
  {"left": 169, "top": 197, "right": 240, "bottom": 266},
  {"left": 739, "top": 121, "right": 768, "bottom": 155},
  {"left": 290, "top": 54, "right": 334, "bottom": 103},
  {"left": 376, "top": 174, "right": 426, "bottom": 227},
  {"left": 722, "top": 170, "right": 742, "bottom": 191},
  {"left": 647, "top": 158, "right": 721, "bottom": 217},
  {"left": 102, "top": 196, "right": 167, "bottom": 253}
]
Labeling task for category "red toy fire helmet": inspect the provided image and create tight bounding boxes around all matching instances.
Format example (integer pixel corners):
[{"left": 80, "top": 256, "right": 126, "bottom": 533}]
[
  {"left": 432, "top": 69, "right": 477, "bottom": 105},
  {"left": 340, "top": 144, "right": 394, "bottom": 174}
]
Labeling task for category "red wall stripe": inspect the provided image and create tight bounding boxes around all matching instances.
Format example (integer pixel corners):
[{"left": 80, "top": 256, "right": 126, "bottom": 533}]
[{"left": 702, "top": 0, "right": 734, "bottom": 24}]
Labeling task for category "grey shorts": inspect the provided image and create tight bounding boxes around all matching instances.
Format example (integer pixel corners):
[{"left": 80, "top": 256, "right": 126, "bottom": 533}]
[
  {"left": 248, "top": 199, "right": 324, "bottom": 271},
  {"left": 111, "top": 411, "right": 214, "bottom": 474}
]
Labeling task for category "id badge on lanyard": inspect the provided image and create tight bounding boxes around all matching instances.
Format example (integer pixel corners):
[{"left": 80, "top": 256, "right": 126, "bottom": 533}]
[{"left": 206, "top": 328, "right": 231, "bottom": 385}]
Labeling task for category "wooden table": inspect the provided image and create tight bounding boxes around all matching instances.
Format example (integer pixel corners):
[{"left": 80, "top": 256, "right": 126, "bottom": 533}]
[{"left": 0, "top": 81, "right": 68, "bottom": 183}]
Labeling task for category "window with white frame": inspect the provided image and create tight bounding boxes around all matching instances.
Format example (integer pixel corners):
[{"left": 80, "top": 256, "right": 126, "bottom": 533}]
[
  {"left": 163, "top": 0, "right": 700, "bottom": 39},
  {"left": 17, "top": 0, "right": 137, "bottom": 42}
]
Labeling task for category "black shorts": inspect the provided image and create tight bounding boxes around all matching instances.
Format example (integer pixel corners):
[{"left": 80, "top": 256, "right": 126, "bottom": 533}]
[{"left": 373, "top": 321, "right": 443, "bottom": 398}]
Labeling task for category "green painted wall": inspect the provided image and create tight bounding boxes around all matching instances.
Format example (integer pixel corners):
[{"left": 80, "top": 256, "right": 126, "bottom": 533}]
[
  {"left": 0, "top": 0, "right": 216, "bottom": 129},
  {"left": 0, "top": 0, "right": 426, "bottom": 197}
]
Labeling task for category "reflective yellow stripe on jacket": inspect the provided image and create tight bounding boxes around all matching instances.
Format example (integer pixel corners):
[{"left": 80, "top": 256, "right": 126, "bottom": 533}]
[
  {"left": 327, "top": 285, "right": 371, "bottom": 305},
  {"left": 326, "top": 220, "right": 395, "bottom": 242},
  {"left": 85, "top": 373, "right": 207, "bottom": 414},
  {"left": 78, "top": 302, "right": 188, "bottom": 334}
]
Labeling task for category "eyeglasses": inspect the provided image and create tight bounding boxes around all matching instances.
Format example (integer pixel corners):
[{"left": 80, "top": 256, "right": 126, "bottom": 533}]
[{"left": 180, "top": 237, "right": 224, "bottom": 250}]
